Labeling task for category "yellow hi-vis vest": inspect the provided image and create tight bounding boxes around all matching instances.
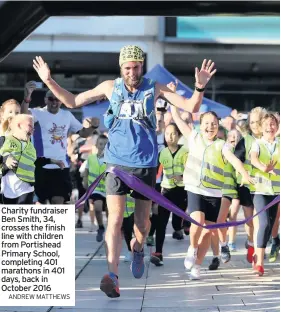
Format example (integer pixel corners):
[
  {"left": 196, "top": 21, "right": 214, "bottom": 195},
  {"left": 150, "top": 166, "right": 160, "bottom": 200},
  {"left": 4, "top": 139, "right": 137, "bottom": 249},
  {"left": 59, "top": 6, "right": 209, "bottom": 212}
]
[
  {"left": 159, "top": 146, "right": 188, "bottom": 188},
  {"left": 222, "top": 162, "right": 238, "bottom": 199},
  {"left": 124, "top": 195, "right": 135, "bottom": 218},
  {"left": 88, "top": 154, "right": 106, "bottom": 194},
  {"left": 184, "top": 132, "right": 226, "bottom": 189},
  {"left": 236, "top": 134, "right": 255, "bottom": 185},
  {"left": 250, "top": 140, "right": 280, "bottom": 195},
  {"left": 0, "top": 135, "right": 36, "bottom": 183}
]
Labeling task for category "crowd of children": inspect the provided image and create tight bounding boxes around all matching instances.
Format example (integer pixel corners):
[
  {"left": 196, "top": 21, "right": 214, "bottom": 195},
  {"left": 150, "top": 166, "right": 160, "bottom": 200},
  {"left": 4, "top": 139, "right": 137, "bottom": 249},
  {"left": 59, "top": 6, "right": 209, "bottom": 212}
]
[
  {"left": 71, "top": 86, "right": 279, "bottom": 279},
  {"left": 0, "top": 81, "right": 279, "bottom": 281}
]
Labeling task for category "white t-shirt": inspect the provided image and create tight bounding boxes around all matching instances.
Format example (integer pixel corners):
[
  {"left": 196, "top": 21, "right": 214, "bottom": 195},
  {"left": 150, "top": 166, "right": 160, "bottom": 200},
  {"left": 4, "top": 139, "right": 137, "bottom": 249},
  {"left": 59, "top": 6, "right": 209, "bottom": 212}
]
[
  {"left": 30, "top": 107, "right": 82, "bottom": 169},
  {"left": 1, "top": 142, "right": 34, "bottom": 198},
  {"left": 184, "top": 130, "right": 229, "bottom": 197},
  {"left": 250, "top": 138, "right": 278, "bottom": 155}
]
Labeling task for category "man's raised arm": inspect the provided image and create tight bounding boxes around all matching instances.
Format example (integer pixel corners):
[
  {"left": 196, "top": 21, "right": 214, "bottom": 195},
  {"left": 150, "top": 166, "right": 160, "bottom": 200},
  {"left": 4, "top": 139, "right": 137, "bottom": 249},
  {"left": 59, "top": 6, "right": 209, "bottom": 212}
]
[
  {"left": 33, "top": 56, "right": 114, "bottom": 108},
  {"left": 155, "top": 59, "right": 216, "bottom": 113}
]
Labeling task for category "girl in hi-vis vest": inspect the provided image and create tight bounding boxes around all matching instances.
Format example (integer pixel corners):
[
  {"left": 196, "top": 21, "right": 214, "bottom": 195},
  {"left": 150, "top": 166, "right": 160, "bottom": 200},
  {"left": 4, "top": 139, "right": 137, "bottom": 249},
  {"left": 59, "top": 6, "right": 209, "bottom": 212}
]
[
  {"left": 82, "top": 135, "right": 108, "bottom": 242},
  {"left": 0, "top": 99, "right": 21, "bottom": 203},
  {"left": 249, "top": 113, "right": 280, "bottom": 276},
  {"left": 170, "top": 102, "right": 254, "bottom": 280},
  {"left": 0, "top": 114, "right": 64, "bottom": 204},
  {"left": 208, "top": 129, "right": 242, "bottom": 272},
  {"left": 150, "top": 123, "right": 188, "bottom": 267},
  {"left": 217, "top": 107, "right": 267, "bottom": 266}
]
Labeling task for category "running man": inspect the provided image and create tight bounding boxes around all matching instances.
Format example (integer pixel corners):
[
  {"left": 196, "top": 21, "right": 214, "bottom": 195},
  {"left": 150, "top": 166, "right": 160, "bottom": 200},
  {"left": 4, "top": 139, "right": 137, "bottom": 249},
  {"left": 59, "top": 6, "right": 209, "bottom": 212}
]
[{"left": 32, "top": 45, "right": 217, "bottom": 297}]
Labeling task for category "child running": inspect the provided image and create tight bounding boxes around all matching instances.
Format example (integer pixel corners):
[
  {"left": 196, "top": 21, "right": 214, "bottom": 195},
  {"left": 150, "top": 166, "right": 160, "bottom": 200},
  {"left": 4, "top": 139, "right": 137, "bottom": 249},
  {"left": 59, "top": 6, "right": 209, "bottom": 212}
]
[
  {"left": 0, "top": 99, "right": 22, "bottom": 202},
  {"left": 0, "top": 114, "right": 64, "bottom": 204},
  {"left": 217, "top": 107, "right": 267, "bottom": 264},
  {"left": 150, "top": 123, "right": 188, "bottom": 266},
  {"left": 250, "top": 113, "right": 280, "bottom": 276},
  {"left": 82, "top": 134, "right": 108, "bottom": 241},
  {"left": 170, "top": 94, "right": 253, "bottom": 280}
]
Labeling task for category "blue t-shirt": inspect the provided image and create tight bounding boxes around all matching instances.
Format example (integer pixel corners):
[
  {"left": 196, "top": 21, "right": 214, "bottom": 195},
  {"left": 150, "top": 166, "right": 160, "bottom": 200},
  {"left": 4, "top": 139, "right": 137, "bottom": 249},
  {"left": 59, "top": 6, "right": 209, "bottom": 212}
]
[{"left": 104, "top": 77, "right": 158, "bottom": 168}]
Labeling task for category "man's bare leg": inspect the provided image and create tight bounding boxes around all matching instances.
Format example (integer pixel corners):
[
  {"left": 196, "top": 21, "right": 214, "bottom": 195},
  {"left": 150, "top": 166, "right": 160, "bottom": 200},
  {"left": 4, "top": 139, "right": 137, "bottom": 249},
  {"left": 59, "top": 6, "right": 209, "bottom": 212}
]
[
  {"left": 105, "top": 195, "right": 126, "bottom": 275},
  {"left": 133, "top": 199, "right": 152, "bottom": 251}
]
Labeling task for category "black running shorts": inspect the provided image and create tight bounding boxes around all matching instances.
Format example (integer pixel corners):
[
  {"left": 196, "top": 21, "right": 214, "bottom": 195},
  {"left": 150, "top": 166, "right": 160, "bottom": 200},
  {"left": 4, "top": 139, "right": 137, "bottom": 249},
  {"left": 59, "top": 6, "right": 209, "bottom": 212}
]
[{"left": 105, "top": 164, "right": 156, "bottom": 201}]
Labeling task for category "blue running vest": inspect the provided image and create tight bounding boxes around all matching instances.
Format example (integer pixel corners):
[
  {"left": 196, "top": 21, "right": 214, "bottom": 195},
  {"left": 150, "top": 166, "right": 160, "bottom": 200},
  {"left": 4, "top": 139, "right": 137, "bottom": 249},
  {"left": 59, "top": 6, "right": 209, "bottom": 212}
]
[{"left": 104, "top": 77, "right": 158, "bottom": 168}]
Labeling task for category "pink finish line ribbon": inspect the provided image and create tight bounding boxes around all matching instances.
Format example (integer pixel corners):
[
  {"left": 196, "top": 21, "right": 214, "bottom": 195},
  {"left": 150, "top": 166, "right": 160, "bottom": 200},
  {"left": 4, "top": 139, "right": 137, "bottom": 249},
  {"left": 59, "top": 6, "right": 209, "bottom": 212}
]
[{"left": 75, "top": 167, "right": 280, "bottom": 230}]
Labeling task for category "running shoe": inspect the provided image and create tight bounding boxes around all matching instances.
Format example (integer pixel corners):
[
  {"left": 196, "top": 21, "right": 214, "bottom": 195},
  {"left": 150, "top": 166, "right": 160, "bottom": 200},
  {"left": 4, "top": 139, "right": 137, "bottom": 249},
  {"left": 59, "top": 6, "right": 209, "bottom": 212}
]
[
  {"left": 247, "top": 245, "right": 255, "bottom": 263},
  {"left": 75, "top": 219, "right": 83, "bottom": 228},
  {"left": 190, "top": 265, "right": 201, "bottom": 280},
  {"left": 184, "top": 246, "right": 197, "bottom": 270},
  {"left": 209, "top": 257, "right": 220, "bottom": 270},
  {"left": 172, "top": 230, "right": 184, "bottom": 240},
  {"left": 100, "top": 272, "right": 120, "bottom": 298},
  {"left": 253, "top": 265, "right": 264, "bottom": 277},
  {"left": 96, "top": 227, "right": 105, "bottom": 242},
  {"left": 220, "top": 245, "right": 231, "bottom": 263},
  {"left": 150, "top": 252, "right": 164, "bottom": 266},
  {"left": 130, "top": 239, "right": 145, "bottom": 279},
  {"left": 269, "top": 244, "right": 280, "bottom": 263}
]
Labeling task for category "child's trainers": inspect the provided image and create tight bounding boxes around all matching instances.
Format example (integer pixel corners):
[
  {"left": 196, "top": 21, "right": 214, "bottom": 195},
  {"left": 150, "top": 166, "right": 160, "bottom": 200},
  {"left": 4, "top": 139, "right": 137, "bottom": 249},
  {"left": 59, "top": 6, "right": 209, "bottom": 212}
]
[
  {"left": 184, "top": 246, "right": 197, "bottom": 270},
  {"left": 190, "top": 264, "right": 201, "bottom": 280},
  {"left": 100, "top": 272, "right": 120, "bottom": 298},
  {"left": 150, "top": 252, "right": 164, "bottom": 266},
  {"left": 228, "top": 242, "right": 237, "bottom": 252},
  {"left": 269, "top": 244, "right": 280, "bottom": 263},
  {"left": 247, "top": 245, "right": 255, "bottom": 263},
  {"left": 172, "top": 230, "right": 184, "bottom": 240}
]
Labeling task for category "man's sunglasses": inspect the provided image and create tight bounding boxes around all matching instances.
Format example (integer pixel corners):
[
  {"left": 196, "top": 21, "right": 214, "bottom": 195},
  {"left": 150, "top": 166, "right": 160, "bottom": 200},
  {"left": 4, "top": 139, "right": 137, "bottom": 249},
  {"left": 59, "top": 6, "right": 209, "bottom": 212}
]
[{"left": 47, "top": 97, "right": 60, "bottom": 102}]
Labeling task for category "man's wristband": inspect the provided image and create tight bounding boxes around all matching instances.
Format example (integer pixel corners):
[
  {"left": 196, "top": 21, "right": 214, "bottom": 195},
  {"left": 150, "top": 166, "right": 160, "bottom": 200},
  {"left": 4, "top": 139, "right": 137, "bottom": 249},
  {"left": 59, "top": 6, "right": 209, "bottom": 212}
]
[
  {"left": 157, "top": 107, "right": 167, "bottom": 113},
  {"left": 24, "top": 98, "right": 31, "bottom": 103},
  {"left": 195, "top": 84, "right": 205, "bottom": 92}
]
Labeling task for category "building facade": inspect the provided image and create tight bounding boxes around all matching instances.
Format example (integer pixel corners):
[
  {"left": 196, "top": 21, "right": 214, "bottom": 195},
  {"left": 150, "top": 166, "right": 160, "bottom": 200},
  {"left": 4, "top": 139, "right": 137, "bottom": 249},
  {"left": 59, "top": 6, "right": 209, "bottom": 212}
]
[{"left": 0, "top": 15, "right": 279, "bottom": 118}]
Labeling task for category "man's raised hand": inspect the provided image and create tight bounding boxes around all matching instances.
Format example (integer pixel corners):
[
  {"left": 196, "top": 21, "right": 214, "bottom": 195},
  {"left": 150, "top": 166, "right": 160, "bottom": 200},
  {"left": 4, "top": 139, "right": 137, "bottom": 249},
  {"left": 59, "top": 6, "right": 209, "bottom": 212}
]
[
  {"left": 195, "top": 59, "right": 216, "bottom": 88},
  {"left": 33, "top": 56, "right": 51, "bottom": 83}
]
